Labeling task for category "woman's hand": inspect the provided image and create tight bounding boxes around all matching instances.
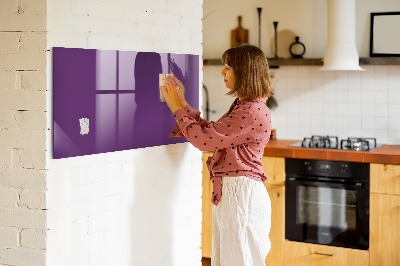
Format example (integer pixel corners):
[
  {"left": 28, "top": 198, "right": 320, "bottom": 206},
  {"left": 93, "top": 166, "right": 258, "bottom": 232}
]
[
  {"left": 161, "top": 76, "right": 185, "bottom": 113},
  {"left": 172, "top": 76, "right": 187, "bottom": 108}
]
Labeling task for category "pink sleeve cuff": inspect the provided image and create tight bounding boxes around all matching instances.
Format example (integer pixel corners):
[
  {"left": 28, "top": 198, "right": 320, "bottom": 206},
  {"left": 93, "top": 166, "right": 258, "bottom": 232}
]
[{"left": 168, "top": 104, "right": 199, "bottom": 138}]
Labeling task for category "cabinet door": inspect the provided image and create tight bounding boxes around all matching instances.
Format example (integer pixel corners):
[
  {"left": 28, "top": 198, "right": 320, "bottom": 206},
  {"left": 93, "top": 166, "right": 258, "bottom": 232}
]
[
  {"left": 202, "top": 152, "right": 213, "bottom": 258},
  {"left": 265, "top": 184, "right": 284, "bottom": 266},
  {"left": 370, "top": 163, "right": 400, "bottom": 195},
  {"left": 370, "top": 193, "right": 400, "bottom": 266},
  {"left": 284, "top": 241, "right": 369, "bottom": 266},
  {"left": 261, "top": 156, "right": 285, "bottom": 185}
]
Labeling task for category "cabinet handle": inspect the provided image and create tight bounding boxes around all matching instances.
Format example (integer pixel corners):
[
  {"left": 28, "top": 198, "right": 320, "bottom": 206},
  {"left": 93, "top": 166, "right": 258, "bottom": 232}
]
[{"left": 314, "top": 252, "right": 335, "bottom": 257}]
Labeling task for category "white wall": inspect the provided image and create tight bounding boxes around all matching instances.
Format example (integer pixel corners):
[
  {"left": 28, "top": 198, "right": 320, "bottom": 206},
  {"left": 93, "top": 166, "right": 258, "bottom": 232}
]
[
  {"left": 46, "top": 1, "right": 203, "bottom": 266},
  {"left": 0, "top": 0, "right": 48, "bottom": 265},
  {"left": 203, "top": 0, "right": 400, "bottom": 145},
  {"left": 203, "top": 0, "right": 400, "bottom": 58}
]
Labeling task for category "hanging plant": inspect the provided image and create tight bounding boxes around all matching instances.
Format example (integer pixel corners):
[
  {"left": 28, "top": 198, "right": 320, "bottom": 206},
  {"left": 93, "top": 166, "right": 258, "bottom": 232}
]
[
  {"left": 266, "top": 95, "right": 278, "bottom": 110},
  {"left": 266, "top": 71, "right": 278, "bottom": 110}
]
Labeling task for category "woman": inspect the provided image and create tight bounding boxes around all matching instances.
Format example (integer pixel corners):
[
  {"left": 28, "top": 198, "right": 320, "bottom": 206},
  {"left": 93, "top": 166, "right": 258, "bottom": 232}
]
[{"left": 161, "top": 44, "right": 273, "bottom": 266}]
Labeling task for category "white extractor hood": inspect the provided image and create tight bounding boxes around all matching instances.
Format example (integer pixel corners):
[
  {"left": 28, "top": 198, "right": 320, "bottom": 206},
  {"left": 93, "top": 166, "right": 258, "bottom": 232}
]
[{"left": 320, "top": 0, "right": 365, "bottom": 71}]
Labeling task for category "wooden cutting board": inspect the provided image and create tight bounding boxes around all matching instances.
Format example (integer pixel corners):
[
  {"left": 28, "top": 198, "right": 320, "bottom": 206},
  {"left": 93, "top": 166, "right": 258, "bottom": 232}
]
[{"left": 231, "top": 16, "right": 249, "bottom": 48}]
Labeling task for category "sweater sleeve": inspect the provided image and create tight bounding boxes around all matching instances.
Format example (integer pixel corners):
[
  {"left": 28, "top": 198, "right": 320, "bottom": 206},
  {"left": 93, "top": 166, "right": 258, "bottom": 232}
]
[
  {"left": 169, "top": 103, "right": 210, "bottom": 137},
  {"left": 172, "top": 106, "right": 258, "bottom": 152}
]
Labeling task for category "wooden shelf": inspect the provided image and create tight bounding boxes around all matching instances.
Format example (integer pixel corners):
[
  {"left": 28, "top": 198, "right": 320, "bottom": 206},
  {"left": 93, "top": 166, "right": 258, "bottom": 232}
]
[
  {"left": 203, "top": 58, "right": 322, "bottom": 67},
  {"left": 268, "top": 58, "right": 322, "bottom": 67},
  {"left": 359, "top": 57, "right": 400, "bottom": 65},
  {"left": 203, "top": 57, "right": 400, "bottom": 67}
]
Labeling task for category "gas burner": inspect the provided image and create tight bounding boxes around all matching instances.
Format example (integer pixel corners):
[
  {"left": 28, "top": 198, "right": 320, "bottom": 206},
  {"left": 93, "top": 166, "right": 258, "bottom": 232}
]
[
  {"left": 340, "top": 137, "right": 377, "bottom": 151},
  {"left": 301, "top": 135, "right": 339, "bottom": 149},
  {"left": 290, "top": 136, "right": 381, "bottom": 151}
]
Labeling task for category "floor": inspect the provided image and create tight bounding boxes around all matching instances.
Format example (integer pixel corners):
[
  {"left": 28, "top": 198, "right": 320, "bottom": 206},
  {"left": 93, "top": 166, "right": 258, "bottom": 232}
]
[{"left": 202, "top": 257, "right": 211, "bottom": 266}]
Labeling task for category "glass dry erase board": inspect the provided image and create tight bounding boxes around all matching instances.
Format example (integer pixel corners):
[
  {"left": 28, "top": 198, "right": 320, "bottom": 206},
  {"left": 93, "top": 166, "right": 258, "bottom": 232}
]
[{"left": 53, "top": 47, "right": 199, "bottom": 159}]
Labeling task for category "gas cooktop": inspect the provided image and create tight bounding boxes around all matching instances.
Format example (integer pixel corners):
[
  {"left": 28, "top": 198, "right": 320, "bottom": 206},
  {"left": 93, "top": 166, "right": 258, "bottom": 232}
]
[{"left": 289, "top": 135, "right": 383, "bottom": 151}]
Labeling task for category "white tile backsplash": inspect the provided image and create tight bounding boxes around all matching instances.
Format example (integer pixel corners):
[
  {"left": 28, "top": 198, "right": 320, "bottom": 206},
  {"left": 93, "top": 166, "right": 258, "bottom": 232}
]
[
  {"left": 375, "top": 104, "right": 389, "bottom": 117},
  {"left": 388, "top": 91, "right": 400, "bottom": 104},
  {"left": 204, "top": 65, "right": 400, "bottom": 144},
  {"left": 388, "top": 66, "right": 400, "bottom": 76},
  {"left": 335, "top": 73, "right": 349, "bottom": 90},
  {"left": 336, "top": 115, "right": 348, "bottom": 129},
  {"left": 374, "top": 77, "right": 388, "bottom": 91},
  {"left": 286, "top": 77, "right": 299, "bottom": 89},
  {"left": 361, "top": 104, "right": 374, "bottom": 117},
  {"left": 389, "top": 131, "right": 400, "bottom": 143},
  {"left": 323, "top": 103, "right": 336, "bottom": 116},
  {"left": 374, "top": 65, "right": 388, "bottom": 77},
  {"left": 388, "top": 75, "right": 400, "bottom": 91},
  {"left": 362, "top": 90, "right": 375, "bottom": 103},
  {"left": 362, "top": 116, "right": 375, "bottom": 130},
  {"left": 285, "top": 66, "right": 298, "bottom": 77},
  {"left": 375, "top": 130, "right": 389, "bottom": 144},
  {"left": 298, "top": 77, "right": 311, "bottom": 89},
  {"left": 348, "top": 90, "right": 362, "bottom": 103},
  {"left": 389, "top": 105, "right": 400, "bottom": 118},
  {"left": 298, "top": 67, "right": 311, "bottom": 78},
  {"left": 361, "top": 77, "right": 375, "bottom": 91},
  {"left": 375, "top": 117, "right": 389, "bottom": 129},
  {"left": 389, "top": 117, "right": 400, "bottom": 131},
  {"left": 348, "top": 71, "right": 362, "bottom": 90},
  {"left": 336, "top": 89, "right": 349, "bottom": 102},
  {"left": 374, "top": 90, "right": 388, "bottom": 104},
  {"left": 336, "top": 103, "right": 349, "bottom": 116}
]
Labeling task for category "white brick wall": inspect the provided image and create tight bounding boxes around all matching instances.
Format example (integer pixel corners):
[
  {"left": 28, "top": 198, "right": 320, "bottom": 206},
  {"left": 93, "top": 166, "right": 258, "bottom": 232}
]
[
  {"left": 21, "top": 229, "right": 47, "bottom": 250},
  {"left": 2, "top": 0, "right": 204, "bottom": 265},
  {"left": 46, "top": 1, "right": 203, "bottom": 266},
  {"left": 0, "top": 0, "right": 48, "bottom": 265}
]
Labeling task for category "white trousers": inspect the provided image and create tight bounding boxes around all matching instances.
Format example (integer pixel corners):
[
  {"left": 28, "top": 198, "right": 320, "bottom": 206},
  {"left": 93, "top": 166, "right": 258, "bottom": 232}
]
[{"left": 212, "top": 176, "right": 271, "bottom": 266}]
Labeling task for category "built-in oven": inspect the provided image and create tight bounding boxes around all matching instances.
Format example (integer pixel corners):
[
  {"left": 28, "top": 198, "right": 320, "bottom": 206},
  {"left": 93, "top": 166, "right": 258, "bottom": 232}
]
[{"left": 285, "top": 158, "right": 369, "bottom": 250}]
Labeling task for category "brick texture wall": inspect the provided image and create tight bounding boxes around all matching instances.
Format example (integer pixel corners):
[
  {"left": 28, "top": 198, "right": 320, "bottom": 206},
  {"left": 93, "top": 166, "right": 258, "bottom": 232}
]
[
  {"left": 0, "top": 0, "right": 48, "bottom": 265},
  {"left": 1, "top": 0, "right": 203, "bottom": 265}
]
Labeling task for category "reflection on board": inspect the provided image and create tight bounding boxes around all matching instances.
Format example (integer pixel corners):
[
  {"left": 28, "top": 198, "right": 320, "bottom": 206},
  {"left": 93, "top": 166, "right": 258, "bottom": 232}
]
[{"left": 53, "top": 47, "right": 199, "bottom": 159}]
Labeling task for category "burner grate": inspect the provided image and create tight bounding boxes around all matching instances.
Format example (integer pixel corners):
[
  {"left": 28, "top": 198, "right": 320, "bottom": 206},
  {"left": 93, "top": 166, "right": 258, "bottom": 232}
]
[
  {"left": 340, "top": 137, "right": 377, "bottom": 151},
  {"left": 301, "top": 135, "right": 339, "bottom": 149},
  {"left": 296, "top": 136, "right": 378, "bottom": 151}
]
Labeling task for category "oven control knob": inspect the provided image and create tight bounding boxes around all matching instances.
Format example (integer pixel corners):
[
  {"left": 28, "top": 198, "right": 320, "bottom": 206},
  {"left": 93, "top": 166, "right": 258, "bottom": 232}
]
[
  {"left": 340, "top": 164, "right": 347, "bottom": 174},
  {"left": 304, "top": 161, "right": 312, "bottom": 171}
]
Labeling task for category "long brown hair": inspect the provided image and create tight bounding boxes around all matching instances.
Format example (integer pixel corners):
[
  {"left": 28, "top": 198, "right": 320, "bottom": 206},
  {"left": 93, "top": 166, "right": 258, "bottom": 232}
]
[{"left": 221, "top": 44, "right": 273, "bottom": 99}]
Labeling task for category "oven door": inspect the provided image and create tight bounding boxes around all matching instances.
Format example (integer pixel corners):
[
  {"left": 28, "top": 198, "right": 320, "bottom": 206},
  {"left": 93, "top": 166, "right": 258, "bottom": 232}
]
[{"left": 285, "top": 177, "right": 369, "bottom": 250}]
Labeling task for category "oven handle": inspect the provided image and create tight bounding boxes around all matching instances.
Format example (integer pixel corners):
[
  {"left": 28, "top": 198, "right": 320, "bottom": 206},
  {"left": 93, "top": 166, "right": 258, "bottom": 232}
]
[
  {"left": 314, "top": 252, "right": 335, "bottom": 257},
  {"left": 286, "top": 177, "right": 364, "bottom": 189}
]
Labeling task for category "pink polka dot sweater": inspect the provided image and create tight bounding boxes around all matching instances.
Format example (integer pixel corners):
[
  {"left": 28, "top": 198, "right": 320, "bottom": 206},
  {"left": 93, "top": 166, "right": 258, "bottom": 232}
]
[{"left": 169, "top": 97, "right": 272, "bottom": 206}]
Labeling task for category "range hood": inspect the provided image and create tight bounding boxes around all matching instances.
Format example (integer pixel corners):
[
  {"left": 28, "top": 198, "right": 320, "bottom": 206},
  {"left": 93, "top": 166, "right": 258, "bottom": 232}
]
[{"left": 320, "top": 0, "right": 365, "bottom": 71}]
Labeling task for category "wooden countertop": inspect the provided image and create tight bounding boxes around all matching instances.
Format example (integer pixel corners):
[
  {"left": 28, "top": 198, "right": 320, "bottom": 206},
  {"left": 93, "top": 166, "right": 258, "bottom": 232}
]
[{"left": 263, "top": 139, "right": 400, "bottom": 165}]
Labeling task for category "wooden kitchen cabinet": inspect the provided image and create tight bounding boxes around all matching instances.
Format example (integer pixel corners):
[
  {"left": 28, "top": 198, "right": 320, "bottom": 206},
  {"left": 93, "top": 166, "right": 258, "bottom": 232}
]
[
  {"left": 370, "top": 163, "right": 400, "bottom": 195},
  {"left": 370, "top": 193, "right": 400, "bottom": 266},
  {"left": 201, "top": 154, "right": 286, "bottom": 266},
  {"left": 262, "top": 156, "right": 285, "bottom": 266},
  {"left": 264, "top": 184, "right": 285, "bottom": 266},
  {"left": 370, "top": 163, "right": 400, "bottom": 266},
  {"left": 202, "top": 152, "right": 213, "bottom": 258},
  {"left": 284, "top": 241, "right": 369, "bottom": 266},
  {"left": 261, "top": 156, "right": 285, "bottom": 186}
]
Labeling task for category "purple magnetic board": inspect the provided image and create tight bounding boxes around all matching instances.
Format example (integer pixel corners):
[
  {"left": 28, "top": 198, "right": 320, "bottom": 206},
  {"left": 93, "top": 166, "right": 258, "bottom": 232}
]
[{"left": 53, "top": 47, "right": 199, "bottom": 159}]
